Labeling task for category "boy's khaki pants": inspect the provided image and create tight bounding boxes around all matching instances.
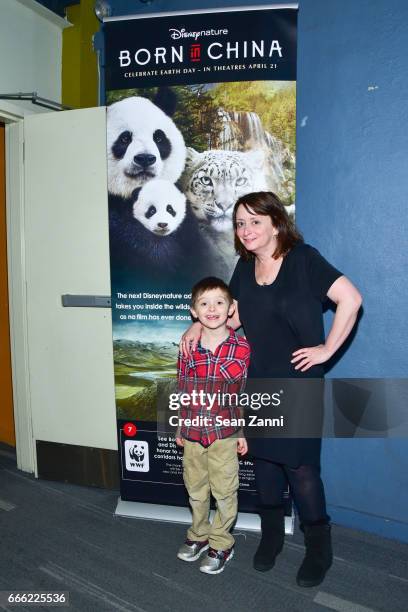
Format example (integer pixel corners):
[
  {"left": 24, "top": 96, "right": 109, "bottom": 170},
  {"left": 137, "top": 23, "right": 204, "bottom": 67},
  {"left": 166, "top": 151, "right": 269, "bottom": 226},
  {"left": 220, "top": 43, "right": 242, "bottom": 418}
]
[{"left": 183, "top": 437, "right": 239, "bottom": 551}]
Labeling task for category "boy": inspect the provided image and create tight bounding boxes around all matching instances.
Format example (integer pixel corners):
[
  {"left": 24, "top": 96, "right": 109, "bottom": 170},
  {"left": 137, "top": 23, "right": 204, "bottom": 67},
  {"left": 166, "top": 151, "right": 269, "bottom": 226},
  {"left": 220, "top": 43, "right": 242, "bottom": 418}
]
[{"left": 175, "top": 277, "right": 250, "bottom": 575}]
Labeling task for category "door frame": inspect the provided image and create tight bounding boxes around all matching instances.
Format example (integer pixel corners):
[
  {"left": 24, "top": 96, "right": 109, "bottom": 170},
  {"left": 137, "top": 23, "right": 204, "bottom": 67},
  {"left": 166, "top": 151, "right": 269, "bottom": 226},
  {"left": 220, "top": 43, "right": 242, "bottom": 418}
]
[{"left": 1, "top": 102, "right": 36, "bottom": 474}]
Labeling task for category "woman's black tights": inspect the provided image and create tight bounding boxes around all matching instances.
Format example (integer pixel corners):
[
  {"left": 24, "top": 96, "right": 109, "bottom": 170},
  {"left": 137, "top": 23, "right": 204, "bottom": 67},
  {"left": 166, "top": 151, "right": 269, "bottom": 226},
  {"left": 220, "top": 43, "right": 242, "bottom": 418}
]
[{"left": 254, "top": 458, "right": 330, "bottom": 525}]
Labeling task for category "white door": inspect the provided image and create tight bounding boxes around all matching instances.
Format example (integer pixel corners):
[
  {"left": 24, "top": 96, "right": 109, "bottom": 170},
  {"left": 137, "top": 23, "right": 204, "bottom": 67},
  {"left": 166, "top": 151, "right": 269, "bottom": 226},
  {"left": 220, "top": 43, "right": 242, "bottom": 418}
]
[{"left": 23, "top": 107, "right": 117, "bottom": 458}]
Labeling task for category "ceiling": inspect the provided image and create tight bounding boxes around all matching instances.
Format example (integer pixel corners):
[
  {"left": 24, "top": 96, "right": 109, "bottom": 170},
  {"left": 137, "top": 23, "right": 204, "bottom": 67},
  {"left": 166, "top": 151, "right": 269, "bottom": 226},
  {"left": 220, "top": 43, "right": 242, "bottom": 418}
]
[{"left": 36, "top": 1, "right": 79, "bottom": 18}]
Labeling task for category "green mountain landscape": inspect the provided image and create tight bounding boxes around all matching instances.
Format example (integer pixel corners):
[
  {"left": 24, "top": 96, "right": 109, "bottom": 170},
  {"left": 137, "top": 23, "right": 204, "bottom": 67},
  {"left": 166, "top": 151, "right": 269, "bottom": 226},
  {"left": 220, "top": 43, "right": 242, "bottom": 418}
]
[{"left": 114, "top": 339, "right": 178, "bottom": 420}]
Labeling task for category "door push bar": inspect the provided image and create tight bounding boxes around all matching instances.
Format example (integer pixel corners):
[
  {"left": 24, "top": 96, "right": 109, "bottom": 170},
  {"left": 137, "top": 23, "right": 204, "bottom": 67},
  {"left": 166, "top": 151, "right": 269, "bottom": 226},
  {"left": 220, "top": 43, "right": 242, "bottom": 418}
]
[{"left": 61, "top": 295, "right": 111, "bottom": 308}]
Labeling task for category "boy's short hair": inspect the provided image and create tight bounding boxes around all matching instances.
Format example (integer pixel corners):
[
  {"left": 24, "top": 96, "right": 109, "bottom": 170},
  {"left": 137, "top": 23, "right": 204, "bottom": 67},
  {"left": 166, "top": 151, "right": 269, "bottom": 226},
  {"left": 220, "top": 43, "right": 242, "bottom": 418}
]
[{"left": 191, "top": 277, "right": 233, "bottom": 307}]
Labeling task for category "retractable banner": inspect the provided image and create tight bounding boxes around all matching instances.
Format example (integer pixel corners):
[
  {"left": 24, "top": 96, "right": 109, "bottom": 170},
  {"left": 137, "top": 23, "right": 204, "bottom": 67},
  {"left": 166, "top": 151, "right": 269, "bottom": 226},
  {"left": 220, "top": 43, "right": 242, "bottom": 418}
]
[{"left": 104, "top": 6, "right": 297, "bottom": 511}]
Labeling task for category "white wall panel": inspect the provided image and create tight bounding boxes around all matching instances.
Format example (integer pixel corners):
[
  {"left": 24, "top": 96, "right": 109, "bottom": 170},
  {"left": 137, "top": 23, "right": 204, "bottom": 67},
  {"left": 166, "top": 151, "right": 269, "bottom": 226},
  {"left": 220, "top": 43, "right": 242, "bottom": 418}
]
[
  {"left": 24, "top": 107, "right": 117, "bottom": 450},
  {"left": 0, "top": 0, "right": 65, "bottom": 114}
]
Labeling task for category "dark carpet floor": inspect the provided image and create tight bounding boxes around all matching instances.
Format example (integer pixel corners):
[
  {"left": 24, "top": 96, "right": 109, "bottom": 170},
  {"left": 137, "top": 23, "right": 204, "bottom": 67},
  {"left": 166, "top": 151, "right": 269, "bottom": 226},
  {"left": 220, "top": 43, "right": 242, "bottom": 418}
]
[{"left": 0, "top": 446, "right": 407, "bottom": 612}]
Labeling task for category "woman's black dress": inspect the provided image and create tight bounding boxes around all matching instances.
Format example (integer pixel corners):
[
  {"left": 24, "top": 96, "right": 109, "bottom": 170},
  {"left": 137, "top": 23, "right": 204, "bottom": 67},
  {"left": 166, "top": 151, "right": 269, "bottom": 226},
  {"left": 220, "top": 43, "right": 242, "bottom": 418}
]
[{"left": 229, "top": 243, "right": 342, "bottom": 467}]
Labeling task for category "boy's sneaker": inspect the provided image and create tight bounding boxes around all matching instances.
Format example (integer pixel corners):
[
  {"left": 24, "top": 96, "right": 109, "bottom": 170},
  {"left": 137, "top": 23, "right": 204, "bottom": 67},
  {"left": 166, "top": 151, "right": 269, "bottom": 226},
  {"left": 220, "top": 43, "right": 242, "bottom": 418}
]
[
  {"left": 199, "top": 547, "right": 234, "bottom": 575},
  {"left": 177, "top": 539, "right": 209, "bottom": 562}
]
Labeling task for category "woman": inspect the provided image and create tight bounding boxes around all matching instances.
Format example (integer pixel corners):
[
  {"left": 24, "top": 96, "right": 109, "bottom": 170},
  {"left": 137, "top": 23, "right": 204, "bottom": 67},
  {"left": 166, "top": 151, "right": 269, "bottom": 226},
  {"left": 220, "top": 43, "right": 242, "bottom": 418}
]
[{"left": 181, "top": 192, "right": 362, "bottom": 587}]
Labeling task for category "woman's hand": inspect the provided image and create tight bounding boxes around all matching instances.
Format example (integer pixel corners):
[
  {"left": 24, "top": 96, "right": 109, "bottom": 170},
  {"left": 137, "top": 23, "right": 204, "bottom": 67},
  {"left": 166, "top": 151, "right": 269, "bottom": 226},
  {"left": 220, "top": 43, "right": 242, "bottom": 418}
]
[
  {"left": 237, "top": 438, "right": 248, "bottom": 456},
  {"left": 179, "top": 321, "right": 202, "bottom": 357},
  {"left": 175, "top": 437, "right": 184, "bottom": 447},
  {"left": 228, "top": 299, "right": 242, "bottom": 331},
  {"left": 291, "top": 344, "right": 332, "bottom": 372}
]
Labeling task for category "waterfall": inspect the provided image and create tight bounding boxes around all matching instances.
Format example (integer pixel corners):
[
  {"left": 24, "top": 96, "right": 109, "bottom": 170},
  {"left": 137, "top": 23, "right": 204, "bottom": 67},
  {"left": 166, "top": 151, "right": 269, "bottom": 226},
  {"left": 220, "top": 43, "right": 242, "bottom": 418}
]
[{"left": 216, "top": 109, "right": 295, "bottom": 205}]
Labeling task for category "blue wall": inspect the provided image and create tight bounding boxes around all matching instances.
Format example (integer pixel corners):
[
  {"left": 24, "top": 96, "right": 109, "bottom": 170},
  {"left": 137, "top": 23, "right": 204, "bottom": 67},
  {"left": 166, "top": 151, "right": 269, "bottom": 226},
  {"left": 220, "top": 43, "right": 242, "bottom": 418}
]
[
  {"left": 294, "top": 0, "right": 408, "bottom": 543},
  {"left": 100, "top": 0, "right": 408, "bottom": 541}
]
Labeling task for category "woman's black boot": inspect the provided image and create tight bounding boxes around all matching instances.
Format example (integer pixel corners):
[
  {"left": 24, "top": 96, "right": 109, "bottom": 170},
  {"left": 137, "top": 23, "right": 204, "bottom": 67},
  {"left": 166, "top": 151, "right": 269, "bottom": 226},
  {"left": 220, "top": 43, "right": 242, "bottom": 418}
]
[
  {"left": 296, "top": 523, "right": 333, "bottom": 587},
  {"left": 253, "top": 505, "right": 285, "bottom": 571}
]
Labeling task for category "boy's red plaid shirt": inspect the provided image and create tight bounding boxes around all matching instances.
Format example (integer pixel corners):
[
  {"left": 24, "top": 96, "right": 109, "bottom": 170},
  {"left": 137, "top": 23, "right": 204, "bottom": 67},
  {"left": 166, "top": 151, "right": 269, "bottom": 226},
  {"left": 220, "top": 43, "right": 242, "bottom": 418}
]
[{"left": 177, "top": 328, "right": 250, "bottom": 446}]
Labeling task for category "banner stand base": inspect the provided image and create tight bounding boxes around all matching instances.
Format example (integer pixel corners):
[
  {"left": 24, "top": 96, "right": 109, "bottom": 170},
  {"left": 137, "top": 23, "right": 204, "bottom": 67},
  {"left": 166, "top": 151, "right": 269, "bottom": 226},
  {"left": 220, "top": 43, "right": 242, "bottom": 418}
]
[{"left": 114, "top": 498, "right": 295, "bottom": 534}]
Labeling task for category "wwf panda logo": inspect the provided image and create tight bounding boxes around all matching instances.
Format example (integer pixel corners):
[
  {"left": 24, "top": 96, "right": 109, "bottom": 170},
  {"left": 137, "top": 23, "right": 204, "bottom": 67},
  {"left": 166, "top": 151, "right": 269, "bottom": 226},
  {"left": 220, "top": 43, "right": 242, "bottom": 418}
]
[
  {"left": 125, "top": 440, "right": 149, "bottom": 472},
  {"left": 129, "top": 444, "right": 145, "bottom": 463}
]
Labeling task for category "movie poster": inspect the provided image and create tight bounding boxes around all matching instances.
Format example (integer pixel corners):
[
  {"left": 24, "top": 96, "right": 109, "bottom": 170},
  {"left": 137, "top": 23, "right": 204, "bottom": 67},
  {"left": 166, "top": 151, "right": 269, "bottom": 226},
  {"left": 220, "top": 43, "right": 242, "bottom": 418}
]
[{"left": 104, "top": 6, "right": 297, "bottom": 510}]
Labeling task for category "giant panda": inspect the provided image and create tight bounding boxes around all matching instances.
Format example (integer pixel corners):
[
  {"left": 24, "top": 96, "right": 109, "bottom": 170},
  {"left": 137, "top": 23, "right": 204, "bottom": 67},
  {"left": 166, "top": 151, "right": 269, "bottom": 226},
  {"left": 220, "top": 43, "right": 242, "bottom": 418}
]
[
  {"left": 133, "top": 179, "right": 186, "bottom": 237},
  {"left": 110, "top": 181, "right": 212, "bottom": 284},
  {"left": 107, "top": 90, "right": 186, "bottom": 198},
  {"left": 107, "top": 90, "right": 215, "bottom": 285}
]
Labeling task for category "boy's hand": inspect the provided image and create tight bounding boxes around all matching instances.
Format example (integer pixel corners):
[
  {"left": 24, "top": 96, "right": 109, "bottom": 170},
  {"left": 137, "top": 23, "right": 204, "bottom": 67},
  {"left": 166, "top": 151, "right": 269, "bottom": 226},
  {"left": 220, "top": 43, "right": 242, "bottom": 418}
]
[
  {"left": 175, "top": 437, "right": 184, "bottom": 447},
  {"left": 237, "top": 438, "right": 248, "bottom": 456}
]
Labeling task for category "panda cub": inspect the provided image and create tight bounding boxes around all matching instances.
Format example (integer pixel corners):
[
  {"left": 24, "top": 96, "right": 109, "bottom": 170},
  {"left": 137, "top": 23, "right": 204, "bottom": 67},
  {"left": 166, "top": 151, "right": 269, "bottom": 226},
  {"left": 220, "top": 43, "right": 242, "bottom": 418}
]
[
  {"left": 133, "top": 179, "right": 186, "bottom": 237},
  {"left": 108, "top": 181, "right": 186, "bottom": 278},
  {"left": 108, "top": 181, "right": 210, "bottom": 282}
]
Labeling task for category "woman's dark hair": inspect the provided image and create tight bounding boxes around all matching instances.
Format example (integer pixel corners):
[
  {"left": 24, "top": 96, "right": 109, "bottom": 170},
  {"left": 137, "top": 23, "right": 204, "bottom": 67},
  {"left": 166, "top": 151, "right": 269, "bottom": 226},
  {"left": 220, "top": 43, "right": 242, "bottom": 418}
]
[{"left": 233, "top": 191, "right": 303, "bottom": 260}]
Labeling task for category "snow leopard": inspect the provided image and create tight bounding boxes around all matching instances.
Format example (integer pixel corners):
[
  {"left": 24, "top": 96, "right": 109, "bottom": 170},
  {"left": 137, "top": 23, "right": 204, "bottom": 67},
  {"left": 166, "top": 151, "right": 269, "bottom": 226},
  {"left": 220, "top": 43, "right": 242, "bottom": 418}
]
[{"left": 179, "top": 147, "right": 267, "bottom": 275}]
